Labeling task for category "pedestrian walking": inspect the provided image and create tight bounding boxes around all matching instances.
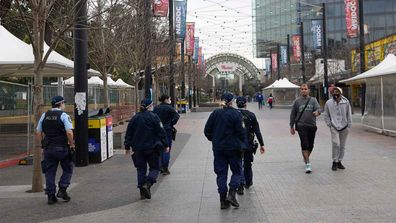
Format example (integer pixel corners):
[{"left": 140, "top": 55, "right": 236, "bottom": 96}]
[
  {"left": 124, "top": 99, "right": 169, "bottom": 200},
  {"left": 36, "top": 96, "right": 74, "bottom": 205},
  {"left": 289, "top": 84, "right": 321, "bottom": 174},
  {"left": 267, "top": 94, "right": 274, "bottom": 109},
  {"left": 235, "top": 96, "right": 265, "bottom": 195},
  {"left": 153, "top": 94, "right": 180, "bottom": 175},
  {"left": 256, "top": 92, "right": 264, "bottom": 110},
  {"left": 204, "top": 93, "right": 247, "bottom": 210},
  {"left": 324, "top": 87, "right": 352, "bottom": 171}
]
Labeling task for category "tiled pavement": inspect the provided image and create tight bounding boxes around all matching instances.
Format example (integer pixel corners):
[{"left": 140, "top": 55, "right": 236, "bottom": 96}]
[{"left": 41, "top": 103, "right": 396, "bottom": 223}]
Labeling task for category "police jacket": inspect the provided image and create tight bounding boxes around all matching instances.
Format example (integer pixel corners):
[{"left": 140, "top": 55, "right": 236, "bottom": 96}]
[
  {"left": 238, "top": 109, "right": 264, "bottom": 148},
  {"left": 42, "top": 110, "right": 68, "bottom": 147},
  {"left": 204, "top": 106, "right": 247, "bottom": 151},
  {"left": 153, "top": 103, "right": 180, "bottom": 134},
  {"left": 124, "top": 110, "right": 168, "bottom": 152}
]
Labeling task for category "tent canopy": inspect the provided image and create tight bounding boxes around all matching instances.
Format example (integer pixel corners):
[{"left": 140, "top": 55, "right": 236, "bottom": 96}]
[
  {"left": 264, "top": 78, "right": 300, "bottom": 89},
  {"left": 115, "top": 79, "right": 134, "bottom": 88},
  {"left": 0, "top": 25, "right": 99, "bottom": 77},
  {"left": 340, "top": 54, "right": 396, "bottom": 83}
]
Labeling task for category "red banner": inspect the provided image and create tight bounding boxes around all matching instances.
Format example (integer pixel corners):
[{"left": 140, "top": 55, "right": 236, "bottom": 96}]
[
  {"left": 292, "top": 35, "right": 302, "bottom": 62},
  {"left": 198, "top": 47, "right": 203, "bottom": 66},
  {"left": 153, "top": 0, "right": 169, "bottom": 17},
  {"left": 186, "top": 23, "right": 195, "bottom": 56},
  {"left": 271, "top": 53, "right": 278, "bottom": 72},
  {"left": 344, "top": 0, "right": 359, "bottom": 38}
]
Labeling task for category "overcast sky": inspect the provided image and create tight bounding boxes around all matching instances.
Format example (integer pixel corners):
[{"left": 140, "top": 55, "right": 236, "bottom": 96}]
[{"left": 186, "top": 0, "right": 264, "bottom": 68}]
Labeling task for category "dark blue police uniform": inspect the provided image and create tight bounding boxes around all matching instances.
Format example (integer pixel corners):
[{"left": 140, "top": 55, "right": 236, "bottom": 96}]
[
  {"left": 204, "top": 93, "right": 247, "bottom": 209},
  {"left": 153, "top": 102, "right": 180, "bottom": 171},
  {"left": 37, "top": 96, "right": 73, "bottom": 204},
  {"left": 124, "top": 99, "right": 168, "bottom": 199}
]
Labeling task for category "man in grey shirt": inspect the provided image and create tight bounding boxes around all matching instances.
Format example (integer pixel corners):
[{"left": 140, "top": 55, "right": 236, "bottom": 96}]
[
  {"left": 290, "top": 84, "right": 321, "bottom": 174},
  {"left": 324, "top": 87, "right": 352, "bottom": 171}
]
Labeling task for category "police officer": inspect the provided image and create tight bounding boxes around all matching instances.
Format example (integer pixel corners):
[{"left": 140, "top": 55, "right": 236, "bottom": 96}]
[
  {"left": 235, "top": 96, "right": 265, "bottom": 195},
  {"left": 124, "top": 99, "right": 169, "bottom": 200},
  {"left": 153, "top": 94, "right": 180, "bottom": 175},
  {"left": 36, "top": 96, "right": 74, "bottom": 205},
  {"left": 204, "top": 93, "right": 247, "bottom": 209}
]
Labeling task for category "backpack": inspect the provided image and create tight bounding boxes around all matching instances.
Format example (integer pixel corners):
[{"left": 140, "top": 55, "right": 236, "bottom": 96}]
[{"left": 240, "top": 110, "right": 255, "bottom": 143}]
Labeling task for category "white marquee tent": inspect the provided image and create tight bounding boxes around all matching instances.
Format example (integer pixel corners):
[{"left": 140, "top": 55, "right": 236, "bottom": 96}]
[
  {"left": 340, "top": 54, "right": 396, "bottom": 136},
  {"left": 263, "top": 78, "right": 300, "bottom": 107}
]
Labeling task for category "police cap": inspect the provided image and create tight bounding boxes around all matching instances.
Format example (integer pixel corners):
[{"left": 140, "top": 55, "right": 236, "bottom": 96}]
[{"left": 51, "top": 96, "right": 65, "bottom": 106}]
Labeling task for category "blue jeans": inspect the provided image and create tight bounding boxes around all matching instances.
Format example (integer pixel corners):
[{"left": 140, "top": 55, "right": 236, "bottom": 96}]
[
  {"left": 213, "top": 150, "right": 242, "bottom": 194},
  {"left": 132, "top": 149, "right": 160, "bottom": 187},
  {"left": 160, "top": 132, "right": 173, "bottom": 169},
  {"left": 43, "top": 146, "right": 73, "bottom": 195}
]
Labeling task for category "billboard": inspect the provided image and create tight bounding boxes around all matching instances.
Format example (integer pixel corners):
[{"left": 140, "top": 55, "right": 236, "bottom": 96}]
[
  {"left": 292, "top": 35, "right": 301, "bottom": 62},
  {"left": 344, "top": 0, "right": 359, "bottom": 38},
  {"left": 311, "top": 20, "right": 323, "bottom": 51},
  {"left": 185, "top": 23, "right": 195, "bottom": 56},
  {"left": 174, "top": 0, "right": 187, "bottom": 40},
  {"left": 153, "top": 0, "right": 169, "bottom": 17},
  {"left": 280, "top": 45, "right": 288, "bottom": 65}
]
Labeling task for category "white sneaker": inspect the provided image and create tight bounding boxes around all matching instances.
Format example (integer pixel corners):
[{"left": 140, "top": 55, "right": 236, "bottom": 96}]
[{"left": 305, "top": 163, "right": 312, "bottom": 174}]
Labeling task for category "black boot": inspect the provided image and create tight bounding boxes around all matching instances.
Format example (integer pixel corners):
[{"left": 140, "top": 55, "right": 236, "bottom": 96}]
[
  {"left": 47, "top": 194, "right": 58, "bottom": 205},
  {"left": 236, "top": 186, "right": 244, "bottom": 195},
  {"left": 332, "top": 161, "right": 338, "bottom": 171},
  {"left": 220, "top": 193, "right": 230, "bottom": 209},
  {"left": 226, "top": 189, "right": 239, "bottom": 207},
  {"left": 141, "top": 182, "right": 152, "bottom": 199},
  {"left": 56, "top": 187, "right": 71, "bottom": 202},
  {"left": 139, "top": 187, "right": 146, "bottom": 200},
  {"left": 162, "top": 167, "right": 170, "bottom": 175},
  {"left": 338, "top": 161, "right": 345, "bottom": 169}
]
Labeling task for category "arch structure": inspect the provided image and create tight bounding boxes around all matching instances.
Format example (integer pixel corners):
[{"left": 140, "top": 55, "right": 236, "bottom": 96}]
[{"left": 205, "top": 53, "right": 260, "bottom": 80}]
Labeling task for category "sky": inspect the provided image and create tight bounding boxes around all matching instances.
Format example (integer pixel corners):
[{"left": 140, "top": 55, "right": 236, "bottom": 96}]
[{"left": 186, "top": 0, "right": 264, "bottom": 69}]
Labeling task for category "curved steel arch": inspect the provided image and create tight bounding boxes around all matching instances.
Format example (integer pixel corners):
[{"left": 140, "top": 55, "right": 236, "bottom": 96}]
[{"left": 205, "top": 53, "right": 260, "bottom": 80}]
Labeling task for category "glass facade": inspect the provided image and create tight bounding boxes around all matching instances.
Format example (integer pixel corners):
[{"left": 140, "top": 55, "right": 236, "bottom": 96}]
[{"left": 253, "top": 0, "right": 396, "bottom": 58}]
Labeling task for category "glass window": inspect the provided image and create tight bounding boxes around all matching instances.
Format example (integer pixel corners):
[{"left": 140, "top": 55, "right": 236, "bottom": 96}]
[{"left": 364, "top": 0, "right": 385, "bottom": 14}]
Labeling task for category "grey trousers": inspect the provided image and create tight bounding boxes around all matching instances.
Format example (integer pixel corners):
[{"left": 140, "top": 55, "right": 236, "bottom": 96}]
[{"left": 330, "top": 127, "right": 349, "bottom": 162}]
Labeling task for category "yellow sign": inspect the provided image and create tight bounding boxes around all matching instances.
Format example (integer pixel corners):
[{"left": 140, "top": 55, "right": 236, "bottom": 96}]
[{"left": 88, "top": 118, "right": 106, "bottom": 129}]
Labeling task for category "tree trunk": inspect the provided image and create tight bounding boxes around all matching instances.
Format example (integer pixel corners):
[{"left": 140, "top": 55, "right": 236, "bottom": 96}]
[
  {"left": 134, "top": 79, "right": 139, "bottom": 113},
  {"left": 103, "top": 75, "right": 109, "bottom": 108}
]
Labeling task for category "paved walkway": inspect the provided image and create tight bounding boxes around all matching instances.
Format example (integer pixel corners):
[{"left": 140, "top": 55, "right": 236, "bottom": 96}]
[
  {"left": 0, "top": 104, "right": 396, "bottom": 223},
  {"left": 37, "top": 103, "right": 396, "bottom": 223}
]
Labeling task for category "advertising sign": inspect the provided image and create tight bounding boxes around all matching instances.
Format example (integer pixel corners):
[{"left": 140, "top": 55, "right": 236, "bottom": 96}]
[
  {"left": 153, "top": 0, "right": 169, "bottom": 17},
  {"left": 174, "top": 0, "right": 187, "bottom": 40},
  {"left": 198, "top": 47, "right": 203, "bottom": 66},
  {"left": 186, "top": 23, "right": 195, "bottom": 56},
  {"left": 193, "top": 37, "right": 199, "bottom": 63},
  {"left": 311, "top": 20, "right": 323, "bottom": 51},
  {"left": 271, "top": 53, "right": 278, "bottom": 72},
  {"left": 292, "top": 35, "right": 301, "bottom": 62},
  {"left": 216, "top": 62, "right": 237, "bottom": 72},
  {"left": 280, "top": 45, "right": 288, "bottom": 65},
  {"left": 344, "top": 0, "right": 359, "bottom": 38}
]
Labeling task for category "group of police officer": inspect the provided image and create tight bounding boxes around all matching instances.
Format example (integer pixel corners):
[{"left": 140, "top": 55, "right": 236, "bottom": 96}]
[{"left": 38, "top": 93, "right": 263, "bottom": 209}]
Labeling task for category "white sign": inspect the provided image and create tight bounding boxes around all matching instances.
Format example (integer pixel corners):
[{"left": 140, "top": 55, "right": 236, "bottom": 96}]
[
  {"left": 75, "top": 92, "right": 86, "bottom": 115},
  {"left": 216, "top": 62, "right": 237, "bottom": 72}
]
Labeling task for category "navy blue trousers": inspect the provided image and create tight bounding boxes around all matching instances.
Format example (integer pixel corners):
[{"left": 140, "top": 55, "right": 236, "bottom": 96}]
[
  {"left": 240, "top": 150, "right": 254, "bottom": 187},
  {"left": 132, "top": 149, "right": 160, "bottom": 188},
  {"left": 160, "top": 132, "right": 172, "bottom": 169},
  {"left": 213, "top": 150, "right": 242, "bottom": 194},
  {"left": 43, "top": 146, "right": 73, "bottom": 195}
]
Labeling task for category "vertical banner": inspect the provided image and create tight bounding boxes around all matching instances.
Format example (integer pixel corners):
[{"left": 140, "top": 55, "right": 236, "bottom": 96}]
[
  {"left": 344, "top": 0, "right": 359, "bottom": 38},
  {"left": 152, "top": 0, "right": 169, "bottom": 17},
  {"left": 198, "top": 47, "right": 203, "bottom": 66},
  {"left": 185, "top": 23, "right": 195, "bottom": 56},
  {"left": 292, "top": 35, "right": 302, "bottom": 62},
  {"left": 174, "top": 0, "right": 187, "bottom": 40},
  {"left": 311, "top": 20, "right": 323, "bottom": 51},
  {"left": 280, "top": 45, "right": 288, "bottom": 65},
  {"left": 271, "top": 53, "right": 278, "bottom": 72},
  {"left": 193, "top": 38, "right": 199, "bottom": 63}
]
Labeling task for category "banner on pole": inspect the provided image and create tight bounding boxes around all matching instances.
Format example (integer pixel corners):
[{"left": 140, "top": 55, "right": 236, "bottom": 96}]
[
  {"left": 311, "top": 20, "right": 323, "bottom": 51},
  {"left": 198, "top": 47, "right": 203, "bottom": 66},
  {"left": 152, "top": 0, "right": 169, "bottom": 17},
  {"left": 280, "top": 45, "right": 288, "bottom": 65},
  {"left": 344, "top": 0, "right": 359, "bottom": 38},
  {"left": 186, "top": 23, "right": 195, "bottom": 56},
  {"left": 174, "top": 0, "right": 187, "bottom": 40},
  {"left": 193, "top": 38, "right": 199, "bottom": 63},
  {"left": 292, "top": 35, "right": 302, "bottom": 62},
  {"left": 271, "top": 53, "right": 278, "bottom": 72}
]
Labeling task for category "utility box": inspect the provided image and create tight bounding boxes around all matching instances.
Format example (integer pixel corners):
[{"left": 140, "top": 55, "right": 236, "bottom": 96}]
[{"left": 106, "top": 115, "right": 114, "bottom": 159}]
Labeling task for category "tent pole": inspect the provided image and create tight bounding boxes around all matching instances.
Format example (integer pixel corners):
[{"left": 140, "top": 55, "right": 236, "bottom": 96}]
[{"left": 381, "top": 77, "right": 384, "bottom": 133}]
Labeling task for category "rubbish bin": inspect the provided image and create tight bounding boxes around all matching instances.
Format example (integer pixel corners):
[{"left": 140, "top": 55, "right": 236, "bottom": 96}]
[
  {"left": 87, "top": 113, "right": 108, "bottom": 163},
  {"left": 177, "top": 99, "right": 187, "bottom": 113},
  {"left": 104, "top": 108, "right": 114, "bottom": 159}
]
